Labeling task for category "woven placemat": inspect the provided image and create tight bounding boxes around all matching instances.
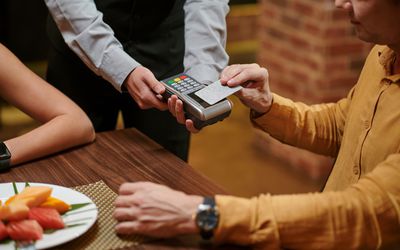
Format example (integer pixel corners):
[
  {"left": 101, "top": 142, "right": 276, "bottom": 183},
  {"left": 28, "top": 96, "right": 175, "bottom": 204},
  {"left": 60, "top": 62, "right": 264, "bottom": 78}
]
[{"left": 54, "top": 180, "right": 144, "bottom": 250}]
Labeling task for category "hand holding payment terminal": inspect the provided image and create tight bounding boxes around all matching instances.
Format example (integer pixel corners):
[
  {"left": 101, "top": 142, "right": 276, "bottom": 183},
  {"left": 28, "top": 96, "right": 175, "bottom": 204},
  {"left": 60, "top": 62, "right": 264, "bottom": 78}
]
[{"left": 161, "top": 74, "right": 232, "bottom": 130}]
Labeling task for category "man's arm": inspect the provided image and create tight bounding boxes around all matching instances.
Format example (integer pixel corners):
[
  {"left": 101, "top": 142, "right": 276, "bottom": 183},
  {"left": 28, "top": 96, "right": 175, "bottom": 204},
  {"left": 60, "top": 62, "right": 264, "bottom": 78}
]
[
  {"left": 215, "top": 153, "right": 400, "bottom": 249},
  {"left": 251, "top": 92, "right": 351, "bottom": 157},
  {"left": 183, "top": 0, "right": 230, "bottom": 84},
  {"left": 44, "top": 0, "right": 139, "bottom": 92},
  {"left": 44, "top": 0, "right": 167, "bottom": 110}
]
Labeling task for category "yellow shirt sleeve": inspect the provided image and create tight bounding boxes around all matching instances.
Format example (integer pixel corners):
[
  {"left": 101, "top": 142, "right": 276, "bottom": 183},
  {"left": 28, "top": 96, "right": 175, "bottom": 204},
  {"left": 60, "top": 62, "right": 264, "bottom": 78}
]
[
  {"left": 251, "top": 92, "right": 352, "bottom": 158},
  {"left": 215, "top": 153, "right": 400, "bottom": 249}
]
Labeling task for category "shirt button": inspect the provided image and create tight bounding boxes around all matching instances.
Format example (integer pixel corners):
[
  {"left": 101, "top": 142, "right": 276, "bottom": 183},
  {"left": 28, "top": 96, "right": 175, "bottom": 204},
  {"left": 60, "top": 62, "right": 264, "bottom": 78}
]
[
  {"left": 353, "top": 168, "right": 359, "bottom": 175},
  {"left": 381, "top": 79, "right": 392, "bottom": 85},
  {"left": 364, "top": 120, "right": 369, "bottom": 129}
]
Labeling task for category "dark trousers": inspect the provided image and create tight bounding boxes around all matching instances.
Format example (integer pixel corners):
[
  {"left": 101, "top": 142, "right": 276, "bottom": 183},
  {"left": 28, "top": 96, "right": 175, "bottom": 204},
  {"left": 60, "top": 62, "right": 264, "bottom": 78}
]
[{"left": 46, "top": 45, "right": 190, "bottom": 161}]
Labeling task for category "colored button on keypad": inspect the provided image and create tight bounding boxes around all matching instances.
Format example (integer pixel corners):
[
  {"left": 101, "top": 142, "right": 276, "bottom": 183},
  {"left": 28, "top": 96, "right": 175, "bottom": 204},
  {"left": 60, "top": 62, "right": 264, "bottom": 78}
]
[{"left": 165, "top": 75, "right": 204, "bottom": 94}]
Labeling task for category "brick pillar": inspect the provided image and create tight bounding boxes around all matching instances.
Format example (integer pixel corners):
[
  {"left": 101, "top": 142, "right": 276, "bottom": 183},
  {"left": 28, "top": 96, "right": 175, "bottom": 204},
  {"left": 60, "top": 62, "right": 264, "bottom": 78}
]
[
  {"left": 226, "top": 4, "right": 260, "bottom": 64},
  {"left": 256, "top": 0, "right": 372, "bottom": 180}
]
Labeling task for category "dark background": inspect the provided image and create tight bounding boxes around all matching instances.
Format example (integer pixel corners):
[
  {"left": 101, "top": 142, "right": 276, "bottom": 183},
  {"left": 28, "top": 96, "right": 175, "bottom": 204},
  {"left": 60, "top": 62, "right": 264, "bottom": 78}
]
[
  {"left": 0, "top": 0, "right": 49, "bottom": 61},
  {"left": 0, "top": 0, "right": 257, "bottom": 61}
]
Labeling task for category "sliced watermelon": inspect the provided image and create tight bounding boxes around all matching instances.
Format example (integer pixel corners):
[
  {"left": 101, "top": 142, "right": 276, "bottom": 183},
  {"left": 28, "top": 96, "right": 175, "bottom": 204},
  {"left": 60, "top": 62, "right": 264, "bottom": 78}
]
[
  {"left": 6, "top": 220, "right": 43, "bottom": 241},
  {"left": 28, "top": 207, "right": 64, "bottom": 229},
  {"left": 0, "top": 221, "right": 8, "bottom": 241}
]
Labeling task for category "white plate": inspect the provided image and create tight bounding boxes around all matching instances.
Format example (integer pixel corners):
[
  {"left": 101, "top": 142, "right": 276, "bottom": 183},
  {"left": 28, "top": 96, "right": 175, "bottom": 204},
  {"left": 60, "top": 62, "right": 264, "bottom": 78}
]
[{"left": 0, "top": 182, "right": 98, "bottom": 249}]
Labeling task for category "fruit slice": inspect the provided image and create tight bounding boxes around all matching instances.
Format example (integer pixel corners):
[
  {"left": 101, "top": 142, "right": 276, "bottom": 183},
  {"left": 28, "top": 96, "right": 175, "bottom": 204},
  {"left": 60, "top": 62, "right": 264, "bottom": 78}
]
[
  {"left": 29, "top": 207, "right": 65, "bottom": 229},
  {"left": 4, "top": 195, "right": 16, "bottom": 205},
  {"left": 6, "top": 220, "right": 43, "bottom": 241},
  {"left": 0, "top": 221, "right": 8, "bottom": 241},
  {"left": 0, "top": 203, "right": 29, "bottom": 221},
  {"left": 7, "top": 186, "right": 52, "bottom": 208},
  {"left": 40, "top": 196, "right": 71, "bottom": 214}
]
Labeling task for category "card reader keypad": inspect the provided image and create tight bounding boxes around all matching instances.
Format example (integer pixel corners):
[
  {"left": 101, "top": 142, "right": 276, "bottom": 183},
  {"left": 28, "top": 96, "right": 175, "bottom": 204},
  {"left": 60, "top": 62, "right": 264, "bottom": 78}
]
[
  {"left": 161, "top": 73, "right": 232, "bottom": 130},
  {"left": 165, "top": 75, "right": 203, "bottom": 94}
]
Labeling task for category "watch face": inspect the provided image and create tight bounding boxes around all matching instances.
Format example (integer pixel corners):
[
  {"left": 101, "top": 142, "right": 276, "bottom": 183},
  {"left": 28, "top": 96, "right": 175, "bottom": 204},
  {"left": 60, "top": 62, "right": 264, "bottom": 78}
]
[
  {"left": 196, "top": 204, "right": 219, "bottom": 231},
  {"left": 0, "top": 142, "right": 11, "bottom": 159}
]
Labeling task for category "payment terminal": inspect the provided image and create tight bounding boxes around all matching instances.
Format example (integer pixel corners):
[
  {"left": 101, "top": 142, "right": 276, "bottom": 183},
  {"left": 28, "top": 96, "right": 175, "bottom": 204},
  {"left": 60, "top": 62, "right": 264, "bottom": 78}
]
[{"left": 161, "top": 74, "right": 232, "bottom": 129}]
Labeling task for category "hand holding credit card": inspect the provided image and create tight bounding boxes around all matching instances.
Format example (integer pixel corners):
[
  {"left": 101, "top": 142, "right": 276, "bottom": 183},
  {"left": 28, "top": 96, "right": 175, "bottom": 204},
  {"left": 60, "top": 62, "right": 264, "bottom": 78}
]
[{"left": 195, "top": 80, "right": 243, "bottom": 105}]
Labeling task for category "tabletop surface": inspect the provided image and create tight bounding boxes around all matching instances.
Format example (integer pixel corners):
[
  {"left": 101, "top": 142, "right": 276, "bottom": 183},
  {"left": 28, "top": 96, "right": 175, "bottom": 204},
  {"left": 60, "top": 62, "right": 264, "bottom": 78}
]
[{"left": 0, "top": 128, "right": 246, "bottom": 250}]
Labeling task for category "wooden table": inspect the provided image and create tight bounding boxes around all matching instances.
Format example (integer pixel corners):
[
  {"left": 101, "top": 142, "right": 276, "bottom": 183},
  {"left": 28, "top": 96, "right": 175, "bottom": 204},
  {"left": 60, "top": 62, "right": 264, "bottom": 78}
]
[{"left": 0, "top": 128, "right": 245, "bottom": 249}]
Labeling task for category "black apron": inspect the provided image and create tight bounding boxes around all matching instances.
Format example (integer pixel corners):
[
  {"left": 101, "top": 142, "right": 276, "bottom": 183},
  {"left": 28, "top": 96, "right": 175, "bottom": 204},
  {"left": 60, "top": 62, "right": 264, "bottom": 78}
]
[{"left": 46, "top": 0, "right": 190, "bottom": 161}]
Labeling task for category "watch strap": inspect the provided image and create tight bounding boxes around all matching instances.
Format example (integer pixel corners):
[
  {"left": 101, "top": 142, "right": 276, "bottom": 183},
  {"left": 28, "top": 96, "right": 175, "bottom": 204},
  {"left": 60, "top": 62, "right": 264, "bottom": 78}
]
[
  {"left": 200, "top": 226, "right": 214, "bottom": 240},
  {"left": 198, "top": 196, "right": 218, "bottom": 240},
  {"left": 0, "top": 142, "right": 11, "bottom": 171},
  {"left": 201, "top": 197, "right": 215, "bottom": 240}
]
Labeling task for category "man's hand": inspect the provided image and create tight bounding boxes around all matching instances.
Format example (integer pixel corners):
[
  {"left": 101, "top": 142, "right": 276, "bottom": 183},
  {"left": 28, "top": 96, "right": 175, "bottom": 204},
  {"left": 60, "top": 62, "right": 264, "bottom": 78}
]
[
  {"left": 124, "top": 66, "right": 168, "bottom": 110},
  {"left": 114, "top": 182, "right": 202, "bottom": 238},
  {"left": 168, "top": 95, "right": 199, "bottom": 133},
  {"left": 220, "top": 63, "right": 273, "bottom": 114}
]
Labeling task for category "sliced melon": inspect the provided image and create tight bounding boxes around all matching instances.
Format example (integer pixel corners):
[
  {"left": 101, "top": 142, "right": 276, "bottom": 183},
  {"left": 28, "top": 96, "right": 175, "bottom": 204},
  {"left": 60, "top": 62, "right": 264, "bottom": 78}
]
[
  {"left": 7, "top": 186, "right": 52, "bottom": 208},
  {"left": 0, "top": 203, "right": 29, "bottom": 221},
  {"left": 40, "top": 196, "right": 71, "bottom": 214}
]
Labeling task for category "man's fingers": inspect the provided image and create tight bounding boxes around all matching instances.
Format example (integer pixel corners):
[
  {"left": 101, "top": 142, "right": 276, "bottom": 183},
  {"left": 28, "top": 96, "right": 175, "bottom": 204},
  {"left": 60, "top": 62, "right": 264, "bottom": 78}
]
[
  {"left": 119, "top": 182, "right": 152, "bottom": 195},
  {"left": 114, "top": 207, "right": 140, "bottom": 221},
  {"left": 226, "top": 67, "right": 266, "bottom": 87},
  {"left": 135, "top": 87, "right": 167, "bottom": 110},
  {"left": 175, "top": 100, "right": 186, "bottom": 124},
  {"left": 137, "top": 67, "right": 164, "bottom": 94},
  {"left": 168, "top": 95, "right": 179, "bottom": 117},
  {"left": 168, "top": 96, "right": 186, "bottom": 125},
  {"left": 168, "top": 98, "right": 175, "bottom": 117},
  {"left": 156, "top": 94, "right": 164, "bottom": 101},
  {"left": 115, "top": 195, "right": 137, "bottom": 207},
  {"left": 185, "top": 120, "right": 199, "bottom": 133},
  {"left": 127, "top": 68, "right": 167, "bottom": 110},
  {"left": 220, "top": 64, "right": 267, "bottom": 87},
  {"left": 145, "top": 76, "right": 165, "bottom": 95},
  {"left": 115, "top": 221, "right": 140, "bottom": 234},
  {"left": 220, "top": 64, "right": 244, "bottom": 84}
]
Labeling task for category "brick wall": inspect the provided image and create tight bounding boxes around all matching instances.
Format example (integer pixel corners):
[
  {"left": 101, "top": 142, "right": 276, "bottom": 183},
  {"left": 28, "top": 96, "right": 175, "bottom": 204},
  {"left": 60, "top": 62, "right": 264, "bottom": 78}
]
[
  {"left": 227, "top": 4, "right": 259, "bottom": 43},
  {"left": 226, "top": 4, "right": 260, "bottom": 64},
  {"left": 256, "top": 0, "right": 372, "bottom": 180}
]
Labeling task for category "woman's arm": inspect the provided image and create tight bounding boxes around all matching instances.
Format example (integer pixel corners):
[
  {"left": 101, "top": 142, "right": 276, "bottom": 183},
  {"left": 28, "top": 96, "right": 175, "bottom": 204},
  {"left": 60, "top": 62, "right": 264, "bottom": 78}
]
[{"left": 0, "top": 43, "right": 95, "bottom": 165}]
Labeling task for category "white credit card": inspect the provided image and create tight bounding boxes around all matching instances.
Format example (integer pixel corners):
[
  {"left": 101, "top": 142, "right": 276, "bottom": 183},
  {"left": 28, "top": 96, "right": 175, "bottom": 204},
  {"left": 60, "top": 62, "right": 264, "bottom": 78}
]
[{"left": 195, "top": 80, "right": 242, "bottom": 105}]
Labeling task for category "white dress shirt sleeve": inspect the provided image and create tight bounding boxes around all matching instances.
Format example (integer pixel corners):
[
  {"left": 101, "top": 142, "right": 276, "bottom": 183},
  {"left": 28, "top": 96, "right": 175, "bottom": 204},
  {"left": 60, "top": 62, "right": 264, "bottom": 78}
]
[
  {"left": 44, "top": 0, "right": 140, "bottom": 92},
  {"left": 183, "top": 0, "right": 230, "bottom": 85}
]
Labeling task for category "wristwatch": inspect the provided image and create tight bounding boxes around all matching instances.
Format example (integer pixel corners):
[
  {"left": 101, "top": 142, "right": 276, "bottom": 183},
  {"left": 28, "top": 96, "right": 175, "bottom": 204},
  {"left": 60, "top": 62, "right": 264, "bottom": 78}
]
[
  {"left": 0, "top": 142, "right": 11, "bottom": 171},
  {"left": 195, "top": 196, "right": 219, "bottom": 240}
]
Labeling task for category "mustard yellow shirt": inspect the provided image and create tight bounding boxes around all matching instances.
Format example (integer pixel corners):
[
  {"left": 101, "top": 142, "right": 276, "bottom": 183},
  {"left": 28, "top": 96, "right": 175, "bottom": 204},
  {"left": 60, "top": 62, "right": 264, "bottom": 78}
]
[{"left": 215, "top": 45, "right": 400, "bottom": 249}]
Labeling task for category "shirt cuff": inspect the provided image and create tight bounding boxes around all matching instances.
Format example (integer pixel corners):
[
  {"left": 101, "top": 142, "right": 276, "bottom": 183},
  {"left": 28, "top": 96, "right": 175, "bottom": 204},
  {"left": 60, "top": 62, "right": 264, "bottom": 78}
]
[
  {"left": 185, "top": 64, "right": 220, "bottom": 85},
  {"left": 214, "top": 194, "right": 280, "bottom": 247},
  {"left": 250, "top": 93, "right": 293, "bottom": 131},
  {"left": 100, "top": 46, "right": 141, "bottom": 92}
]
